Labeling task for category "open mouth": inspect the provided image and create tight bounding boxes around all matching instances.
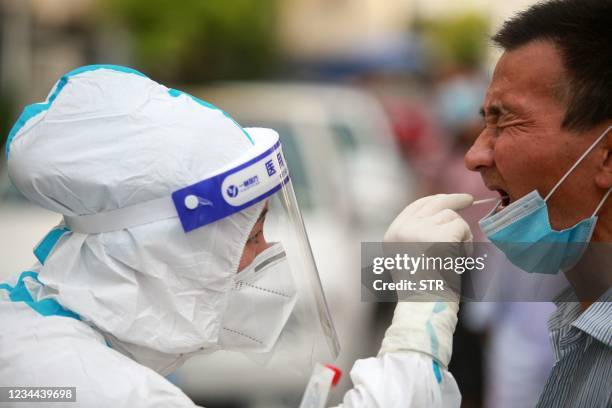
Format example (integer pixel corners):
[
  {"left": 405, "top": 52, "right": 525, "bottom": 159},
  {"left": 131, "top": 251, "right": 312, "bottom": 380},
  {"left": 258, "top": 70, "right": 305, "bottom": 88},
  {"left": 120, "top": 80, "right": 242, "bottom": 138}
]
[{"left": 496, "top": 189, "right": 511, "bottom": 210}]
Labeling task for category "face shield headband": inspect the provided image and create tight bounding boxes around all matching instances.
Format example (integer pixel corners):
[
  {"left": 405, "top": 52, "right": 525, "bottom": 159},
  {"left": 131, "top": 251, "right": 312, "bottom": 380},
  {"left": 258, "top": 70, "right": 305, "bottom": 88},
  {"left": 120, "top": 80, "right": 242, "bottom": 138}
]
[{"left": 64, "top": 130, "right": 289, "bottom": 234}]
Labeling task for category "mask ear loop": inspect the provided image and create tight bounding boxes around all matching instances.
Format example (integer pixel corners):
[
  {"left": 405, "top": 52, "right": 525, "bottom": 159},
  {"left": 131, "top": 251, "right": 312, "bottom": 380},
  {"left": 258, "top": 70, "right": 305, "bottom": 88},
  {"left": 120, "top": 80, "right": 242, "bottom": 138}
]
[
  {"left": 592, "top": 187, "right": 612, "bottom": 217},
  {"left": 545, "top": 125, "right": 612, "bottom": 202}
]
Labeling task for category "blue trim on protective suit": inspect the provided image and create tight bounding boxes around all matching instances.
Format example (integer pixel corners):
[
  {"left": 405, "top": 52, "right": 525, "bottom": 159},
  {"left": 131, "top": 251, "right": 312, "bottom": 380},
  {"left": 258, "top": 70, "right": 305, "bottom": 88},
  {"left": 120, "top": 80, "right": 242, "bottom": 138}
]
[
  {"left": 62, "top": 64, "right": 145, "bottom": 78},
  {"left": 427, "top": 301, "right": 447, "bottom": 384},
  {"left": 5, "top": 65, "right": 146, "bottom": 159},
  {"left": 167, "top": 88, "right": 254, "bottom": 145},
  {"left": 425, "top": 321, "right": 439, "bottom": 357},
  {"left": 432, "top": 361, "right": 442, "bottom": 384},
  {"left": 34, "top": 226, "right": 71, "bottom": 264},
  {"left": 432, "top": 302, "right": 447, "bottom": 313},
  {"left": 0, "top": 271, "right": 80, "bottom": 320}
]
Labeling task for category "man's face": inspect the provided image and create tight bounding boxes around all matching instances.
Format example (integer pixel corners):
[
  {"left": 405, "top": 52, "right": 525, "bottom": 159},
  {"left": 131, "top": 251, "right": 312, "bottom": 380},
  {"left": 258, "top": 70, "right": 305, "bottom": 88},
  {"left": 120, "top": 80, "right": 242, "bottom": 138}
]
[{"left": 465, "top": 40, "right": 608, "bottom": 230}]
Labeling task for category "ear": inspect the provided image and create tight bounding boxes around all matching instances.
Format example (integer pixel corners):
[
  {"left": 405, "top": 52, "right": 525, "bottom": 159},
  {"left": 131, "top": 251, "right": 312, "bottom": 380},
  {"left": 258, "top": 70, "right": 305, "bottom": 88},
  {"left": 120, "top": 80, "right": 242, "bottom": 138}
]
[{"left": 594, "top": 125, "right": 612, "bottom": 189}]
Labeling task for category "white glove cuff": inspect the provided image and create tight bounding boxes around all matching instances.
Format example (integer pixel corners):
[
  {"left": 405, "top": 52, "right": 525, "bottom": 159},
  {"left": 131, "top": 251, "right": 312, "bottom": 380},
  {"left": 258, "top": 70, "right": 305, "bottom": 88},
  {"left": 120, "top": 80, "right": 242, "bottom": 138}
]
[{"left": 378, "top": 301, "right": 458, "bottom": 368}]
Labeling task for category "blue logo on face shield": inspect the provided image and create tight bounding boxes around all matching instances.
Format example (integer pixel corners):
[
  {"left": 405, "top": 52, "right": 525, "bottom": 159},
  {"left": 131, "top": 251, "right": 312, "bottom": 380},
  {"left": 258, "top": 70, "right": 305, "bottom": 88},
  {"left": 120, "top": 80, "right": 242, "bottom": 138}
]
[
  {"left": 172, "top": 138, "right": 290, "bottom": 233},
  {"left": 227, "top": 185, "right": 239, "bottom": 198}
]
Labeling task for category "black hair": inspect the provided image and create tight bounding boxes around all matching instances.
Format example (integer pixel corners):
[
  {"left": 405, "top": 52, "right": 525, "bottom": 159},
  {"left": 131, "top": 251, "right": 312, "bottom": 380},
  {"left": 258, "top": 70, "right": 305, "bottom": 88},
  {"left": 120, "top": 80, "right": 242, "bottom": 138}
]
[{"left": 492, "top": 0, "right": 611, "bottom": 131}]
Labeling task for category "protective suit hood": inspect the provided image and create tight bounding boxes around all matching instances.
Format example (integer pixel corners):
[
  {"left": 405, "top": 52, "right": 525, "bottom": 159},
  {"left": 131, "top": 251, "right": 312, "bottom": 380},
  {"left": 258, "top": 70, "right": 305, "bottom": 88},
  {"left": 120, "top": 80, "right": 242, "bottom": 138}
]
[{"left": 7, "top": 65, "right": 264, "bottom": 372}]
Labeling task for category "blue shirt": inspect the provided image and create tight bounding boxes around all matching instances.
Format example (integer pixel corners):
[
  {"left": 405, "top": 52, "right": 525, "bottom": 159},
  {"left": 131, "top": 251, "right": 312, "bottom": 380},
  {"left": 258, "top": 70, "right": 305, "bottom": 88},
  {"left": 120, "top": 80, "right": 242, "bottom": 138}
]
[{"left": 536, "top": 287, "right": 612, "bottom": 407}]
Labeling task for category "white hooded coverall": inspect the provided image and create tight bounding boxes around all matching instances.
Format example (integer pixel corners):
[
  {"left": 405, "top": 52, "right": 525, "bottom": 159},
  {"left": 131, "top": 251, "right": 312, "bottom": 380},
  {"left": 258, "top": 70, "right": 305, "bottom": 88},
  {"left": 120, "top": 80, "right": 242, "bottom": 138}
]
[{"left": 0, "top": 66, "right": 462, "bottom": 407}]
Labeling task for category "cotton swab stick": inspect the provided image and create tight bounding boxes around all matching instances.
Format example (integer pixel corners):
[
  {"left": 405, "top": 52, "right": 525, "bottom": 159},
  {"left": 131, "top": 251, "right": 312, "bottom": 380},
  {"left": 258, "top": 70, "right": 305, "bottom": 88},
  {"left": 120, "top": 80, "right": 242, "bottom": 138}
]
[{"left": 473, "top": 196, "right": 504, "bottom": 205}]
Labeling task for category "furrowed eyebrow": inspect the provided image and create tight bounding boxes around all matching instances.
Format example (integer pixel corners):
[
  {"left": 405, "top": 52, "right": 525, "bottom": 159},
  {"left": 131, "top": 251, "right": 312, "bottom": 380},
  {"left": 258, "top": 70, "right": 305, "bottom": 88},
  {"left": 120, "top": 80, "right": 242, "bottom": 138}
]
[{"left": 481, "top": 104, "right": 504, "bottom": 119}]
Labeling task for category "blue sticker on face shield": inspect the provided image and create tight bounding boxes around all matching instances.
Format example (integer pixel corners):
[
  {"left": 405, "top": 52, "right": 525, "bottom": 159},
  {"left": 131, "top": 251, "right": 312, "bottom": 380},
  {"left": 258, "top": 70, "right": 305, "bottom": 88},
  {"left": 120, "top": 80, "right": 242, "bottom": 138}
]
[{"left": 172, "top": 141, "right": 289, "bottom": 232}]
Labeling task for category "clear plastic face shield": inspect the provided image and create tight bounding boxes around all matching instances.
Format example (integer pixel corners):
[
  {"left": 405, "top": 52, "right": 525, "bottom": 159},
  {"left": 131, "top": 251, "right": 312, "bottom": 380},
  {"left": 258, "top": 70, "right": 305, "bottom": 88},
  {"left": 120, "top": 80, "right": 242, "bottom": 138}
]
[
  {"left": 64, "top": 127, "right": 339, "bottom": 375},
  {"left": 202, "top": 129, "right": 341, "bottom": 371}
]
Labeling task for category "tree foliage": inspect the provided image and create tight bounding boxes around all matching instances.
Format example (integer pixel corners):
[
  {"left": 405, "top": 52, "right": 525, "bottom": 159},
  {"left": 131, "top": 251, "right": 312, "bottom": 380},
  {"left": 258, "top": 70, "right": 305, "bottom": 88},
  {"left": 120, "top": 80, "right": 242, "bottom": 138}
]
[
  {"left": 420, "top": 13, "right": 489, "bottom": 70},
  {"left": 104, "top": 0, "right": 279, "bottom": 83}
]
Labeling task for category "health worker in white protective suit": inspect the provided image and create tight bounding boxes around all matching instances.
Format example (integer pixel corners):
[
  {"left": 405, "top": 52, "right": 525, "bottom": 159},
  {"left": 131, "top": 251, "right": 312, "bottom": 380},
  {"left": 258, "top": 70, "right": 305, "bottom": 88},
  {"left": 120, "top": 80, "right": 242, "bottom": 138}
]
[{"left": 0, "top": 65, "right": 471, "bottom": 407}]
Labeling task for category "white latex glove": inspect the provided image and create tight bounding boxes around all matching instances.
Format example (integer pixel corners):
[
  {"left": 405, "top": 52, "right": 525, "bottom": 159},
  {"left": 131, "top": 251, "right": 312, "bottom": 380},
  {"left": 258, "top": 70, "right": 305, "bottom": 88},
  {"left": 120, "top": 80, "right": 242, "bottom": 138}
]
[
  {"left": 379, "top": 194, "right": 473, "bottom": 368},
  {"left": 384, "top": 194, "right": 474, "bottom": 243}
]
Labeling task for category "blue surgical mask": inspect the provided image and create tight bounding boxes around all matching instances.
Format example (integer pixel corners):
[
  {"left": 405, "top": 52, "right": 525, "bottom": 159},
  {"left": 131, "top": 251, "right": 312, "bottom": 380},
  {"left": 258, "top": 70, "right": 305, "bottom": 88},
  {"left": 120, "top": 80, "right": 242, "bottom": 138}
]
[{"left": 479, "top": 125, "right": 612, "bottom": 274}]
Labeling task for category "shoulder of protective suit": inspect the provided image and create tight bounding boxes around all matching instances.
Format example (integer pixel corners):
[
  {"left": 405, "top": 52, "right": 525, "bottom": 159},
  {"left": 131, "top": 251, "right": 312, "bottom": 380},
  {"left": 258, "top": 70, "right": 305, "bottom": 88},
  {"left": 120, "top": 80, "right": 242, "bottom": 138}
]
[{"left": 0, "top": 301, "right": 198, "bottom": 407}]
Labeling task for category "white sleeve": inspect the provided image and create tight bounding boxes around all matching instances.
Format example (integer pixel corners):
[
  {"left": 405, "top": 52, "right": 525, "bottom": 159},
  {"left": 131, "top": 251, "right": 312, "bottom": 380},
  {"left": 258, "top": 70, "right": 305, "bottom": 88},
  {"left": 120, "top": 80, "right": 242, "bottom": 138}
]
[
  {"left": 0, "top": 302, "right": 200, "bottom": 408},
  {"left": 333, "top": 352, "right": 461, "bottom": 408}
]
